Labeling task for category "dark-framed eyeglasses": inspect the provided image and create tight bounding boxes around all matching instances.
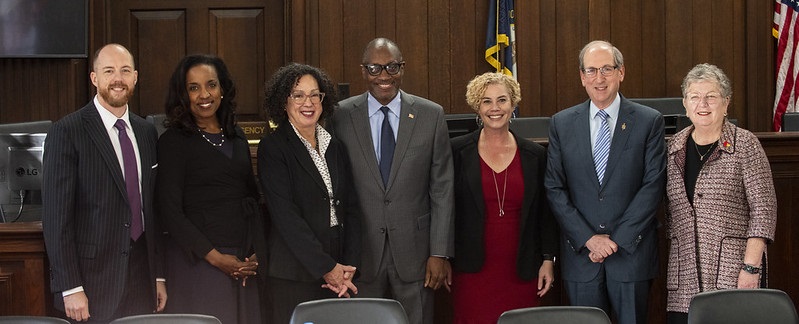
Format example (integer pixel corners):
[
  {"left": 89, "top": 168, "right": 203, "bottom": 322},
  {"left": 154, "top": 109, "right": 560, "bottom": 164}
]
[
  {"left": 582, "top": 65, "right": 618, "bottom": 77},
  {"left": 289, "top": 92, "right": 325, "bottom": 105},
  {"left": 362, "top": 62, "right": 405, "bottom": 76}
]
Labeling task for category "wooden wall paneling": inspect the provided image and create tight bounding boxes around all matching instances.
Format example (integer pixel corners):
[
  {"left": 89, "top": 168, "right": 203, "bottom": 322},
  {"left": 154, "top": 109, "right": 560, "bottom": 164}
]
[
  {"left": 610, "top": 0, "right": 644, "bottom": 97},
  {"left": 554, "top": 1, "right": 589, "bottom": 112},
  {"left": 210, "top": 9, "right": 266, "bottom": 117},
  {"left": 374, "top": 0, "right": 397, "bottom": 43},
  {"left": 318, "top": 0, "right": 345, "bottom": 88},
  {"left": 640, "top": 0, "right": 667, "bottom": 97},
  {"left": 515, "top": 0, "right": 543, "bottom": 117},
  {"left": 664, "top": 0, "right": 694, "bottom": 105},
  {"left": 0, "top": 222, "right": 49, "bottom": 316},
  {"left": 339, "top": 0, "right": 376, "bottom": 97},
  {"left": 128, "top": 11, "right": 187, "bottom": 117},
  {"left": 0, "top": 59, "right": 84, "bottom": 123},
  {"left": 537, "top": 0, "right": 558, "bottom": 117},
  {"left": 289, "top": 0, "right": 307, "bottom": 63},
  {"left": 746, "top": 0, "right": 777, "bottom": 132},
  {"left": 395, "top": 0, "right": 430, "bottom": 99},
  {"left": 447, "top": 0, "right": 478, "bottom": 114},
  {"left": 427, "top": 0, "right": 452, "bottom": 112}
]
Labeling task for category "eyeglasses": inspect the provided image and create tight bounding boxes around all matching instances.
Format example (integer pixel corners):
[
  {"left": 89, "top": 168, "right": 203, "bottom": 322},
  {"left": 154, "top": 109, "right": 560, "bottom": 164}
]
[
  {"left": 362, "top": 62, "right": 405, "bottom": 76},
  {"left": 582, "top": 65, "right": 618, "bottom": 77},
  {"left": 289, "top": 92, "right": 325, "bottom": 105},
  {"left": 686, "top": 93, "right": 724, "bottom": 106}
]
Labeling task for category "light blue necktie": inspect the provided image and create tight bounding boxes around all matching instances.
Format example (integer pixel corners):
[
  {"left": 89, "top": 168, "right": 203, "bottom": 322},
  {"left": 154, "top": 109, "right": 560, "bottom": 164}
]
[
  {"left": 593, "top": 110, "right": 611, "bottom": 186},
  {"left": 379, "top": 106, "right": 395, "bottom": 186}
]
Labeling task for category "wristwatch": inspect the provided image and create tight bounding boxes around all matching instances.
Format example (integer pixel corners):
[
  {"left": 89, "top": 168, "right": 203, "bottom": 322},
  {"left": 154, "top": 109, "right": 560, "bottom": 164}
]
[
  {"left": 543, "top": 254, "right": 556, "bottom": 263},
  {"left": 742, "top": 263, "right": 761, "bottom": 274}
]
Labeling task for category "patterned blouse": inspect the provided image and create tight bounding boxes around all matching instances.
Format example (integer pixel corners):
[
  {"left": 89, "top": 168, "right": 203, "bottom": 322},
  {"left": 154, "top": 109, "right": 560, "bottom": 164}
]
[{"left": 290, "top": 123, "right": 339, "bottom": 227}]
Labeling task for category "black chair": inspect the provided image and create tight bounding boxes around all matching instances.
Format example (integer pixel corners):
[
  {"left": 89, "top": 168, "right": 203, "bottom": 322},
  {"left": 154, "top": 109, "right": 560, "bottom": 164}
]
[
  {"left": 783, "top": 112, "right": 799, "bottom": 131},
  {"left": 290, "top": 298, "right": 409, "bottom": 324},
  {"left": 0, "top": 316, "right": 69, "bottom": 324},
  {"left": 687, "top": 289, "right": 799, "bottom": 324},
  {"left": 145, "top": 114, "right": 167, "bottom": 137},
  {"left": 445, "top": 113, "right": 479, "bottom": 138},
  {"left": 498, "top": 306, "right": 611, "bottom": 324},
  {"left": 509, "top": 116, "right": 550, "bottom": 139},
  {"left": 629, "top": 97, "right": 685, "bottom": 115},
  {"left": 109, "top": 314, "right": 222, "bottom": 324}
]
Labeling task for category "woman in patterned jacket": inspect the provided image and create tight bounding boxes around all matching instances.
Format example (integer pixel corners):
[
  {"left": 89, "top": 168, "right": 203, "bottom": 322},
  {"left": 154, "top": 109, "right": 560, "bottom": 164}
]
[{"left": 664, "top": 63, "right": 777, "bottom": 324}]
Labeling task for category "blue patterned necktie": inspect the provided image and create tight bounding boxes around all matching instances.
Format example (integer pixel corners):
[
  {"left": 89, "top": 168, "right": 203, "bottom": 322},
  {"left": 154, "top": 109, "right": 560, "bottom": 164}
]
[
  {"left": 379, "top": 106, "right": 395, "bottom": 186},
  {"left": 593, "top": 110, "right": 611, "bottom": 186},
  {"left": 114, "top": 119, "right": 143, "bottom": 241}
]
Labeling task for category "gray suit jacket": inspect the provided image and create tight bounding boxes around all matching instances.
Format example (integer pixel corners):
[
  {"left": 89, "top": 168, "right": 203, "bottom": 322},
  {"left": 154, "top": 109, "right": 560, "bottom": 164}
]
[
  {"left": 332, "top": 90, "right": 454, "bottom": 282},
  {"left": 42, "top": 103, "right": 162, "bottom": 319},
  {"left": 544, "top": 94, "right": 666, "bottom": 282}
]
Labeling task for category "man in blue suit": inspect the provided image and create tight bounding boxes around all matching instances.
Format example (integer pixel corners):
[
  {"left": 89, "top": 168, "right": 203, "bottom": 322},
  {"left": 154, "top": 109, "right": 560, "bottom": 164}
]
[
  {"left": 545, "top": 40, "right": 666, "bottom": 324},
  {"left": 43, "top": 44, "right": 166, "bottom": 323}
]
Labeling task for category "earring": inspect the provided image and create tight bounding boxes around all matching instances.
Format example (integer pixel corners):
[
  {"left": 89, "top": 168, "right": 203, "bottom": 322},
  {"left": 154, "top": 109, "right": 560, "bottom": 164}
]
[
  {"left": 510, "top": 110, "right": 517, "bottom": 123},
  {"left": 475, "top": 114, "right": 483, "bottom": 127},
  {"left": 221, "top": 95, "right": 224, "bottom": 99}
]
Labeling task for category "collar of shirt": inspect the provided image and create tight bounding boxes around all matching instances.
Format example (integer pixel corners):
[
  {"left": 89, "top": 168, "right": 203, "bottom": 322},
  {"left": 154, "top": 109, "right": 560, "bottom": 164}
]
[
  {"left": 94, "top": 95, "right": 132, "bottom": 131},
  {"left": 290, "top": 122, "right": 331, "bottom": 156}
]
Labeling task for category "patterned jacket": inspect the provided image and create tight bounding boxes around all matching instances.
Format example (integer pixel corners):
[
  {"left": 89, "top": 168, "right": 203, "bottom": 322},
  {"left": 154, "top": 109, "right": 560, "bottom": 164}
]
[{"left": 665, "top": 121, "right": 777, "bottom": 313}]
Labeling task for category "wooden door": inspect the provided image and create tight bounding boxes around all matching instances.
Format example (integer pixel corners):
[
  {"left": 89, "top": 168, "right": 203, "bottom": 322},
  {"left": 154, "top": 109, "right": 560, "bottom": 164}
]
[{"left": 105, "top": 0, "right": 285, "bottom": 121}]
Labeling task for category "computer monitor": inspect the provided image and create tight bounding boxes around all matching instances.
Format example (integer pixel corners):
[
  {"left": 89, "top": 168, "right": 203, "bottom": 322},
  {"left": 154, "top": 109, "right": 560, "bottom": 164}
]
[{"left": 0, "top": 121, "right": 50, "bottom": 222}]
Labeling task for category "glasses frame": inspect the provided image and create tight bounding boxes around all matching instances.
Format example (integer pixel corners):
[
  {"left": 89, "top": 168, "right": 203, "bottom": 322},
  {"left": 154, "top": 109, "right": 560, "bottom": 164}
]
[
  {"left": 685, "top": 92, "right": 725, "bottom": 106},
  {"left": 289, "top": 92, "right": 325, "bottom": 105},
  {"left": 582, "top": 65, "right": 619, "bottom": 77},
  {"left": 361, "top": 62, "right": 405, "bottom": 76}
]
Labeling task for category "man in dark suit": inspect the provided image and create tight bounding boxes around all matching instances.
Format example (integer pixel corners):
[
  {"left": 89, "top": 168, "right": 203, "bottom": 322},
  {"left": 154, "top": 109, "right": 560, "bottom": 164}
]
[
  {"left": 331, "top": 37, "right": 454, "bottom": 324},
  {"left": 42, "top": 44, "right": 166, "bottom": 323},
  {"left": 544, "top": 40, "right": 666, "bottom": 324}
]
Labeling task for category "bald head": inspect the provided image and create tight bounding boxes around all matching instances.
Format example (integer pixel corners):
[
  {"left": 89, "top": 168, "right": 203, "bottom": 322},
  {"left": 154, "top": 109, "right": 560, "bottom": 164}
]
[
  {"left": 93, "top": 44, "right": 135, "bottom": 72},
  {"left": 362, "top": 38, "right": 402, "bottom": 63},
  {"left": 578, "top": 40, "right": 623, "bottom": 71}
]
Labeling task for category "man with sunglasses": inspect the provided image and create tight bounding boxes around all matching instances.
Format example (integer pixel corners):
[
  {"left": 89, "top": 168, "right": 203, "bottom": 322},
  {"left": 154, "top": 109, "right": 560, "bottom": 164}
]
[
  {"left": 331, "top": 37, "right": 454, "bottom": 324},
  {"left": 544, "top": 40, "right": 666, "bottom": 324}
]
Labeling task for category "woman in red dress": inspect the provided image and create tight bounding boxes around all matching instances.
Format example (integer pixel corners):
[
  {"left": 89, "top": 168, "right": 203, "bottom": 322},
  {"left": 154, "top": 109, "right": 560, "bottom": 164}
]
[{"left": 450, "top": 72, "right": 558, "bottom": 323}]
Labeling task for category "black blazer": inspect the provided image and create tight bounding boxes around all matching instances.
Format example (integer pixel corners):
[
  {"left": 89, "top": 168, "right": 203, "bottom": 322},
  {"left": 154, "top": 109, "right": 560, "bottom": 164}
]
[
  {"left": 42, "top": 103, "right": 162, "bottom": 319},
  {"left": 450, "top": 128, "right": 558, "bottom": 281},
  {"left": 257, "top": 124, "right": 361, "bottom": 282}
]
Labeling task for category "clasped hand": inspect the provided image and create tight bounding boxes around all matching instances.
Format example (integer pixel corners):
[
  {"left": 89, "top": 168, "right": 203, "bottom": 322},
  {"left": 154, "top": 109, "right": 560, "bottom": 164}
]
[
  {"left": 586, "top": 234, "right": 618, "bottom": 263},
  {"left": 205, "top": 249, "right": 258, "bottom": 286},
  {"left": 321, "top": 263, "right": 358, "bottom": 297}
]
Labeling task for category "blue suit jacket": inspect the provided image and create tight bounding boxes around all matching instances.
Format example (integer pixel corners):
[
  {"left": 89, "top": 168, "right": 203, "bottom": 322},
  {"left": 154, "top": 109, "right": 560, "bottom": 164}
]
[
  {"left": 42, "top": 103, "right": 162, "bottom": 319},
  {"left": 544, "top": 94, "right": 666, "bottom": 282}
]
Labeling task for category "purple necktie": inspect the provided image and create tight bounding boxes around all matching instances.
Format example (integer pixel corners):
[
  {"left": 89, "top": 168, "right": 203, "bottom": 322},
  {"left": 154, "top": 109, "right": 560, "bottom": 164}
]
[{"left": 114, "top": 119, "right": 143, "bottom": 241}]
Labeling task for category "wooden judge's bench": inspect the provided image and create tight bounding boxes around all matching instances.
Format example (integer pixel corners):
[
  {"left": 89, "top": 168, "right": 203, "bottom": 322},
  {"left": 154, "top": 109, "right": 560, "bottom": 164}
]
[{"left": 2, "top": 132, "right": 799, "bottom": 323}]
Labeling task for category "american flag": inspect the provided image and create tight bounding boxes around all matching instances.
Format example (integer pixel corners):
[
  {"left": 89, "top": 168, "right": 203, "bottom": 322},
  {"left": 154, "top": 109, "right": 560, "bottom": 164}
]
[{"left": 773, "top": 0, "right": 799, "bottom": 131}]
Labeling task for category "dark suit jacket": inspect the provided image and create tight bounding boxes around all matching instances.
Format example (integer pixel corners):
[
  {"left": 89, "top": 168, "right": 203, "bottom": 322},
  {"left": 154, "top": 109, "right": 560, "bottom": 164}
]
[
  {"left": 42, "top": 102, "right": 163, "bottom": 319},
  {"left": 545, "top": 94, "right": 666, "bottom": 282},
  {"left": 451, "top": 129, "right": 558, "bottom": 281},
  {"left": 257, "top": 124, "right": 361, "bottom": 282},
  {"left": 331, "top": 90, "right": 455, "bottom": 282}
]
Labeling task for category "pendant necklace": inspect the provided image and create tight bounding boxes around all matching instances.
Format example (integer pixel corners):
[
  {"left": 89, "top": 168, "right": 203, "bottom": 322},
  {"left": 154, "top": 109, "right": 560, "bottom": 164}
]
[
  {"left": 693, "top": 139, "right": 717, "bottom": 161},
  {"left": 200, "top": 128, "right": 225, "bottom": 147},
  {"left": 492, "top": 169, "right": 508, "bottom": 217}
]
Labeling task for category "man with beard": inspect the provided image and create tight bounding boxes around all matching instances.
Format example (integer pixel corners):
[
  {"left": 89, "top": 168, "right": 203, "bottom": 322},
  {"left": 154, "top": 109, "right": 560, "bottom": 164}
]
[
  {"left": 331, "top": 37, "right": 454, "bottom": 324},
  {"left": 43, "top": 43, "right": 167, "bottom": 323}
]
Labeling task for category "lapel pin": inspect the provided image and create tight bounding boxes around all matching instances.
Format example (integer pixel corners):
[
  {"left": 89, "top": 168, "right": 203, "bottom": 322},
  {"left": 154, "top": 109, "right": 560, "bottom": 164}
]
[
  {"left": 408, "top": 113, "right": 415, "bottom": 119},
  {"left": 723, "top": 141, "right": 730, "bottom": 148},
  {"left": 621, "top": 123, "right": 626, "bottom": 130}
]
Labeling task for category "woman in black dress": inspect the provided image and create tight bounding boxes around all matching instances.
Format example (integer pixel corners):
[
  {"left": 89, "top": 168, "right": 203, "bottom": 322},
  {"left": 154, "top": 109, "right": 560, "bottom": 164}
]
[{"left": 156, "top": 54, "right": 265, "bottom": 324}]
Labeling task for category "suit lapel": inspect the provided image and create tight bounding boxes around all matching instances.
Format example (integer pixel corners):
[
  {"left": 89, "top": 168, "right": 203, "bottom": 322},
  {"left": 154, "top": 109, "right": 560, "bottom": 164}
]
[
  {"left": 280, "top": 125, "right": 327, "bottom": 192},
  {"left": 602, "top": 97, "right": 634, "bottom": 188},
  {"left": 463, "top": 131, "right": 485, "bottom": 217},
  {"left": 350, "top": 94, "right": 386, "bottom": 190},
  {"left": 81, "top": 105, "right": 127, "bottom": 198},
  {"left": 388, "top": 91, "right": 417, "bottom": 189}
]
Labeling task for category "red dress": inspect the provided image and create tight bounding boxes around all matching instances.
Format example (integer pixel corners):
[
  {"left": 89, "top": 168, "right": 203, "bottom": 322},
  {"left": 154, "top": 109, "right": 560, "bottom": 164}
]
[{"left": 452, "top": 149, "right": 539, "bottom": 324}]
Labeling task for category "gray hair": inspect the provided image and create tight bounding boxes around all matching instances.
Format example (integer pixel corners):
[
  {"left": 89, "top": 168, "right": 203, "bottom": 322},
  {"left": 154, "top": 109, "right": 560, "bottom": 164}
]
[
  {"left": 681, "top": 63, "right": 732, "bottom": 98},
  {"left": 578, "top": 40, "right": 624, "bottom": 70}
]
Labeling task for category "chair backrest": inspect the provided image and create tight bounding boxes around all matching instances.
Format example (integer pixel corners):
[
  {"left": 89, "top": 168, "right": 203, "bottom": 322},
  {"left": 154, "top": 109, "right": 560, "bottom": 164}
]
[
  {"left": 290, "top": 298, "right": 409, "bottom": 324},
  {"left": 509, "top": 116, "right": 550, "bottom": 139},
  {"left": 0, "top": 316, "right": 70, "bottom": 324},
  {"left": 109, "top": 314, "right": 222, "bottom": 324},
  {"left": 783, "top": 112, "right": 799, "bottom": 131},
  {"left": 445, "top": 113, "right": 479, "bottom": 138},
  {"left": 629, "top": 97, "right": 685, "bottom": 115},
  {"left": 145, "top": 114, "right": 168, "bottom": 137},
  {"left": 498, "top": 306, "right": 611, "bottom": 324},
  {"left": 687, "top": 289, "right": 799, "bottom": 324}
]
